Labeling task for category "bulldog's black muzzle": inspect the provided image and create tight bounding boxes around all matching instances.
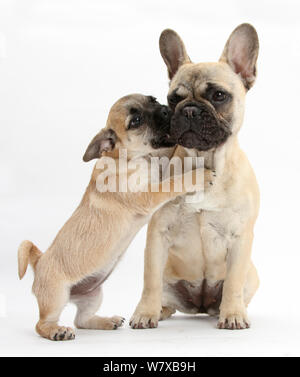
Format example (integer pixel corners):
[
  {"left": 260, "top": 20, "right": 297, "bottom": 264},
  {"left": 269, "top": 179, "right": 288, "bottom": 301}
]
[{"left": 170, "top": 102, "right": 231, "bottom": 151}]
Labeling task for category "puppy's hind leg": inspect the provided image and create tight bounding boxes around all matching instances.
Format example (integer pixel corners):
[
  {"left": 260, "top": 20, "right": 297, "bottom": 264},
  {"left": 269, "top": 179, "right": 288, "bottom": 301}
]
[
  {"left": 71, "top": 287, "right": 125, "bottom": 330},
  {"left": 34, "top": 282, "right": 75, "bottom": 341}
]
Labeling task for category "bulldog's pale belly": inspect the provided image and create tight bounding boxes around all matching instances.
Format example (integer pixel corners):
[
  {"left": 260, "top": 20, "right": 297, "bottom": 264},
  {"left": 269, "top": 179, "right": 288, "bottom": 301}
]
[
  {"left": 160, "top": 204, "right": 229, "bottom": 315},
  {"left": 163, "top": 278, "right": 224, "bottom": 315}
]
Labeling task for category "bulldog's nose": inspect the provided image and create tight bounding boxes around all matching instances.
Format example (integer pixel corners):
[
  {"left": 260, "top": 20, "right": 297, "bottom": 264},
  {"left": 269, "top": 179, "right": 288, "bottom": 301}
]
[{"left": 182, "top": 106, "right": 200, "bottom": 119}]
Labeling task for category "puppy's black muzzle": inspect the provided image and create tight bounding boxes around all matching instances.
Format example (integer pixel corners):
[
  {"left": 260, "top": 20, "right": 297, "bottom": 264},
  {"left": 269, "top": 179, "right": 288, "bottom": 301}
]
[
  {"left": 151, "top": 105, "right": 176, "bottom": 149},
  {"left": 170, "top": 102, "right": 231, "bottom": 151}
]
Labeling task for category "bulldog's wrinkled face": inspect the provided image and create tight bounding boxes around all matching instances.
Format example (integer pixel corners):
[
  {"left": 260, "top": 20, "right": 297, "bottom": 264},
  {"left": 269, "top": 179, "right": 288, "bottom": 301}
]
[
  {"left": 167, "top": 64, "right": 234, "bottom": 150},
  {"left": 83, "top": 94, "right": 175, "bottom": 162},
  {"left": 159, "top": 23, "right": 259, "bottom": 151}
]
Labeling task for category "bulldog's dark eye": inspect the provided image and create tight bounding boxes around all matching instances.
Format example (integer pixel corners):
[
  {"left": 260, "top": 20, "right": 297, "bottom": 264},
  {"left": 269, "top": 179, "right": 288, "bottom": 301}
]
[
  {"left": 129, "top": 115, "right": 142, "bottom": 129},
  {"left": 212, "top": 91, "right": 227, "bottom": 102},
  {"left": 168, "top": 92, "right": 183, "bottom": 108}
]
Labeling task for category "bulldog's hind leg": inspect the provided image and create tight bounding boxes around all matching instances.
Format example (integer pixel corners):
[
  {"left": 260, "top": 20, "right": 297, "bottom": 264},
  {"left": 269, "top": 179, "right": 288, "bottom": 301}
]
[
  {"left": 159, "top": 306, "right": 176, "bottom": 321},
  {"left": 71, "top": 287, "right": 125, "bottom": 330}
]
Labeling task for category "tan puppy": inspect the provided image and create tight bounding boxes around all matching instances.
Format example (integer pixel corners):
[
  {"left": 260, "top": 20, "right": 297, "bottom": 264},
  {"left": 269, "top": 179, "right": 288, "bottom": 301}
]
[
  {"left": 130, "top": 24, "right": 260, "bottom": 330},
  {"left": 18, "top": 94, "right": 214, "bottom": 340}
]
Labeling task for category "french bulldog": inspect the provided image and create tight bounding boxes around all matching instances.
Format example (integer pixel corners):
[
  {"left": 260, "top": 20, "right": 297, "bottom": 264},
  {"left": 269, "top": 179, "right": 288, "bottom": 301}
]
[{"left": 130, "top": 24, "right": 260, "bottom": 330}]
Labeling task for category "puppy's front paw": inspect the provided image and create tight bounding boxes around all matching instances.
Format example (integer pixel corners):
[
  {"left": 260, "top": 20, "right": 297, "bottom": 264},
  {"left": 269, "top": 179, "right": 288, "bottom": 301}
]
[
  {"left": 130, "top": 311, "right": 159, "bottom": 329},
  {"left": 217, "top": 310, "right": 250, "bottom": 330},
  {"left": 204, "top": 169, "right": 217, "bottom": 190}
]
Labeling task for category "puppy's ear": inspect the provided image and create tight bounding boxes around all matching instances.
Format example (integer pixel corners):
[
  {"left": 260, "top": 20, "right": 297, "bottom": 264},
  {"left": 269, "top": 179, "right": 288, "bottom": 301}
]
[
  {"left": 159, "top": 29, "right": 191, "bottom": 80},
  {"left": 83, "top": 128, "right": 117, "bottom": 162},
  {"left": 220, "top": 23, "right": 259, "bottom": 90}
]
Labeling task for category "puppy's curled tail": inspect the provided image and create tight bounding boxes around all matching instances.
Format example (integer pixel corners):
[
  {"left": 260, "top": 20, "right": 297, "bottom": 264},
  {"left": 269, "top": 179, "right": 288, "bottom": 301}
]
[{"left": 18, "top": 240, "right": 42, "bottom": 279}]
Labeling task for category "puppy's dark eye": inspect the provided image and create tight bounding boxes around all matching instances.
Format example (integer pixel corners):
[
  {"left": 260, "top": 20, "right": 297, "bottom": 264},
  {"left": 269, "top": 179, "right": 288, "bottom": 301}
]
[
  {"left": 212, "top": 91, "right": 227, "bottom": 102},
  {"left": 129, "top": 115, "right": 142, "bottom": 129}
]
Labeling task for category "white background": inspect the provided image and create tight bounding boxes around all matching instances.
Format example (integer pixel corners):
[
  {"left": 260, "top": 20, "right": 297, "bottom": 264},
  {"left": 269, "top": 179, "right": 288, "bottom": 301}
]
[{"left": 0, "top": 0, "right": 300, "bottom": 357}]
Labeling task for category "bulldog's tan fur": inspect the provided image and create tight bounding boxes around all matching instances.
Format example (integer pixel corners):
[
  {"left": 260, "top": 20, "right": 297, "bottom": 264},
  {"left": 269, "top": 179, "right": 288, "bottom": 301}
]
[
  {"left": 18, "top": 94, "right": 213, "bottom": 340},
  {"left": 130, "top": 24, "right": 260, "bottom": 330}
]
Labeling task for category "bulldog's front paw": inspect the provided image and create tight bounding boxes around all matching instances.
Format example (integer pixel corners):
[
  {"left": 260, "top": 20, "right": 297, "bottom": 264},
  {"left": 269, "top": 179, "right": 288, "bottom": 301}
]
[
  {"left": 217, "top": 309, "right": 250, "bottom": 330},
  {"left": 130, "top": 310, "right": 160, "bottom": 329}
]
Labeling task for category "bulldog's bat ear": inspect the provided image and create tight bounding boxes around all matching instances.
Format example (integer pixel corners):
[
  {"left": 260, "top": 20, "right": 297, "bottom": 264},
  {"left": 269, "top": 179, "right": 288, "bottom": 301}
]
[
  {"left": 159, "top": 29, "right": 191, "bottom": 80},
  {"left": 220, "top": 23, "right": 259, "bottom": 90},
  {"left": 83, "top": 128, "right": 117, "bottom": 162}
]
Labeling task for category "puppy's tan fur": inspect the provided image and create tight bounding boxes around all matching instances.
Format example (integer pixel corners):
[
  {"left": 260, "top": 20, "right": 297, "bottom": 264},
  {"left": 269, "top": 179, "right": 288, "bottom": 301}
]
[
  {"left": 18, "top": 94, "right": 213, "bottom": 340},
  {"left": 130, "top": 24, "right": 260, "bottom": 330}
]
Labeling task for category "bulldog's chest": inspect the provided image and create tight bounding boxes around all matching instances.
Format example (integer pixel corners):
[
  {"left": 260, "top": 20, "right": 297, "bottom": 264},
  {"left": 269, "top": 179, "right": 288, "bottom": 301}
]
[
  {"left": 183, "top": 180, "right": 228, "bottom": 212},
  {"left": 183, "top": 184, "right": 244, "bottom": 244},
  {"left": 184, "top": 192, "right": 222, "bottom": 212}
]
